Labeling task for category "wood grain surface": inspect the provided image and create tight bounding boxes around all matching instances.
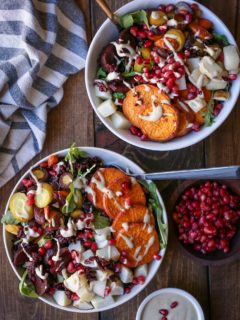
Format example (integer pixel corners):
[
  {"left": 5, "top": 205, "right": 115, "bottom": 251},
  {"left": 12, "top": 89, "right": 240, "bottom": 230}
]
[{"left": 0, "top": 1, "right": 239, "bottom": 319}]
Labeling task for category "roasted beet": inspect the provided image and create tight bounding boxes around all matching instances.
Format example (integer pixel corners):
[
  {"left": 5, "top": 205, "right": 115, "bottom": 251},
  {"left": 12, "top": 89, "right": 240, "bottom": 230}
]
[
  {"left": 55, "top": 248, "right": 71, "bottom": 272},
  {"left": 175, "top": 1, "right": 193, "bottom": 14},
  {"left": 34, "top": 275, "right": 48, "bottom": 295},
  {"left": 119, "top": 29, "right": 136, "bottom": 48},
  {"left": 43, "top": 248, "right": 56, "bottom": 265},
  {"left": 100, "top": 44, "right": 119, "bottom": 73},
  {"left": 59, "top": 172, "right": 73, "bottom": 189},
  {"left": 13, "top": 244, "right": 38, "bottom": 267},
  {"left": 34, "top": 207, "right": 45, "bottom": 225},
  {"left": 108, "top": 80, "right": 130, "bottom": 93}
]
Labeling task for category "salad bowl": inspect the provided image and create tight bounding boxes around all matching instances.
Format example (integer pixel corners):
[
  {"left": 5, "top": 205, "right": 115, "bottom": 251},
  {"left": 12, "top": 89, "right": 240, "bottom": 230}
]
[
  {"left": 85, "top": 0, "right": 240, "bottom": 151},
  {"left": 2, "top": 146, "right": 167, "bottom": 313}
]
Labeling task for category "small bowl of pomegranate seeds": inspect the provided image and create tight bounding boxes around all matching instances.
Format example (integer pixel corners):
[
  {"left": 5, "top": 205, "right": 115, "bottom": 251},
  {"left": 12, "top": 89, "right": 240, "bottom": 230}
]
[
  {"left": 172, "top": 180, "right": 240, "bottom": 265},
  {"left": 136, "top": 288, "right": 205, "bottom": 320},
  {"left": 86, "top": 0, "right": 240, "bottom": 151}
]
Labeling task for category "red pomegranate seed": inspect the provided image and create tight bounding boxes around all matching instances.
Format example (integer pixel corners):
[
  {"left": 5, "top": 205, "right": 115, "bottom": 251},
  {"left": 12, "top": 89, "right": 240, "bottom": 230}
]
[
  {"left": 133, "top": 277, "right": 139, "bottom": 285},
  {"left": 39, "top": 161, "right": 48, "bottom": 168},
  {"left": 159, "top": 309, "right": 169, "bottom": 316},
  {"left": 84, "top": 240, "right": 92, "bottom": 247},
  {"left": 124, "top": 287, "right": 131, "bottom": 294},
  {"left": 38, "top": 246, "right": 46, "bottom": 255},
  {"left": 138, "top": 31, "right": 147, "bottom": 38},
  {"left": 170, "top": 301, "right": 178, "bottom": 309},
  {"left": 184, "top": 12, "right": 193, "bottom": 23},
  {"left": 166, "top": 78, "right": 175, "bottom": 89},
  {"left": 71, "top": 293, "right": 79, "bottom": 301},
  {"left": 67, "top": 262, "right": 76, "bottom": 273},
  {"left": 104, "top": 287, "right": 111, "bottom": 296},
  {"left": 71, "top": 250, "right": 78, "bottom": 259},
  {"left": 153, "top": 254, "right": 161, "bottom": 260},
  {"left": 22, "top": 178, "right": 33, "bottom": 188},
  {"left": 165, "top": 4, "right": 175, "bottom": 12},
  {"left": 229, "top": 74, "right": 237, "bottom": 80},
  {"left": 48, "top": 258, "right": 54, "bottom": 267},
  {"left": 144, "top": 40, "right": 153, "bottom": 48},
  {"left": 47, "top": 287, "right": 55, "bottom": 295},
  {"left": 121, "top": 250, "right": 127, "bottom": 257},
  {"left": 130, "top": 26, "right": 138, "bottom": 37},
  {"left": 91, "top": 242, "right": 98, "bottom": 252},
  {"left": 44, "top": 240, "right": 53, "bottom": 249},
  {"left": 141, "top": 134, "right": 149, "bottom": 141},
  {"left": 108, "top": 239, "right": 116, "bottom": 246},
  {"left": 137, "top": 276, "right": 146, "bottom": 284}
]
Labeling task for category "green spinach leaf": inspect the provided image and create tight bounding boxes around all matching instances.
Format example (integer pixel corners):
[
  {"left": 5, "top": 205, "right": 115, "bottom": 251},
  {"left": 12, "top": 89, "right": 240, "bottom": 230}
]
[
  {"left": 139, "top": 180, "right": 167, "bottom": 248},
  {"left": 61, "top": 183, "right": 77, "bottom": 215},
  {"left": 213, "top": 33, "right": 229, "bottom": 46},
  {"left": 120, "top": 10, "right": 149, "bottom": 29},
  {"left": 121, "top": 70, "right": 136, "bottom": 78},
  {"left": 96, "top": 67, "right": 107, "bottom": 79},
  {"left": 93, "top": 212, "right": 110, "bottom": 229},
  {"left": 112, "top": 92, "right": 126, "bottom": 100},
  {"left": 19, "top": 269, "right": 38, "bottom": 298},
  {"left": 65, "top": 143, "right": 87, "bottom": 175}
]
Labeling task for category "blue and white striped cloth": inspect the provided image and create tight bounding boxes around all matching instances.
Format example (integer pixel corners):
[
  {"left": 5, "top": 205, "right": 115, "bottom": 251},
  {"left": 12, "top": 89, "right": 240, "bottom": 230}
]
[{"left": 0, "top": 0, "right": 87, "bottom": 188}]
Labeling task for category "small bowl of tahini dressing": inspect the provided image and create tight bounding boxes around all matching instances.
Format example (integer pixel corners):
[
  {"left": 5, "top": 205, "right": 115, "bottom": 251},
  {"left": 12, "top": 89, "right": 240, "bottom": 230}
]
[{"left": 136, "top": 288, "right": 205, "bottom": 320}]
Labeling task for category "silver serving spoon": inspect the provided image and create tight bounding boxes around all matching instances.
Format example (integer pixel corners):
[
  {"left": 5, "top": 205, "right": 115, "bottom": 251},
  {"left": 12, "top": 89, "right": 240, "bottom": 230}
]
[{"left": 111, "top": 165, "right": 240, "bottom": 180}]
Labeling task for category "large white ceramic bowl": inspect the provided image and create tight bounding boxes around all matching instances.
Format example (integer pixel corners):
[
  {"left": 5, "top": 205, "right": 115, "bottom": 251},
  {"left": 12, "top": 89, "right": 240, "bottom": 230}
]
[
  {"left": 3, "top": 147, "right": 168, "bottom": 313},
  {"left": 85, "top": 0, "right": 240, "bottom": 151}
]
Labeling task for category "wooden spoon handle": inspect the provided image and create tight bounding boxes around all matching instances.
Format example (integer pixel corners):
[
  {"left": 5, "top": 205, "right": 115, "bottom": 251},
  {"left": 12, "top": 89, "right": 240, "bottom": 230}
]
[{"left": 95, "top": 0, "right": 120, "bottom": 24}]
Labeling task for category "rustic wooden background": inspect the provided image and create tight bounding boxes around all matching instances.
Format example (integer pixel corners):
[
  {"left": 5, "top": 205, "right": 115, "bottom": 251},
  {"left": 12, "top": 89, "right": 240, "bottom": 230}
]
[{"left": 0, "top": 1, "right": 239, "bottom": 319}]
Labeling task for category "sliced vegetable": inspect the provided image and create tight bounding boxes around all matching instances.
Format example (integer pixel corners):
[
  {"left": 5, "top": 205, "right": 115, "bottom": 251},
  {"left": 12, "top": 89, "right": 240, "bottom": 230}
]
[
  {"left": 59, "top": 172, "right": 73, "bottom": 189},
  {"left": 9, "top": 193, "right": 33, "bottom": 222},
  {"left": 223, "top": 45, "right": 240, "bottom": 71},
  {"left": 32, "top": 168, "right": 48, "bottom": 181},
  {"left": 97, "top": 99, "right": 117, "bottom": 118},
  {"left": 47, "top": 155, "right": 58, "bottom": 168},
  {"left": 165, "top": 29, "right": 186, "bottom": 51},
  {"left": 120, "top": 10, "right": 149, "bottom": 29},
  {"left": 111, "top": 111, "right": 131, "bottom": 129},
  {"left": 5, "top": 224, "right": 21, "bottom": 235},
  {"left": 35, "top": 183, "right": 53, "bottom": 208},
  {"left": 189, "top": 22, "right": 213, "bottom": 41},
  {"left": 149, "top": 10, "right": 167, "bottom": 26},
  {"left": 70, "top": 209, "right": 83, "bottom": 219},
  {"left": 1, "top": 210, "right": 20, "bottom": 225}
]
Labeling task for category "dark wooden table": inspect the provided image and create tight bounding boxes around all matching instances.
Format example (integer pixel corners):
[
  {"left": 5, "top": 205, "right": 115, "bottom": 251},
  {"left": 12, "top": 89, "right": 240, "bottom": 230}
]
[{"left": 0, "top": 1, "right": 240, "bottom": 319}]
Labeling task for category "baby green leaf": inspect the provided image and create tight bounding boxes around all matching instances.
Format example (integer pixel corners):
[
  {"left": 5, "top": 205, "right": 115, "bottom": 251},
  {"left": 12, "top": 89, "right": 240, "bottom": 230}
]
[
  {"left": 19, "top": 269, "right": 38, "bottom": 298},
  {"left": 93, "top": 212, "right": 110, "bottom": 229}
]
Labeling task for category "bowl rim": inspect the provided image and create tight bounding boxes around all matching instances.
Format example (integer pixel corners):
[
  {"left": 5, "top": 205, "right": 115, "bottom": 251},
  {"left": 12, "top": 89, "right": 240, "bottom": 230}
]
[
  {"left": 2, "top": 146, "right": 168, "bottom": 313},
  {"left": 135, "top": 287, "right": 205, "bottom": 320},
  {"left": 170, "top": 179, "right": 240, "bottom": 266},
  {"left": 85, "top": 0, "right": 240, "bottom": 151}
]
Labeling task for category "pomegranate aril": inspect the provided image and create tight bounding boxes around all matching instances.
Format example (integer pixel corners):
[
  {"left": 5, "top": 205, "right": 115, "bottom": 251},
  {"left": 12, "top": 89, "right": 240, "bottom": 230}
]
[
  {"left": 38, "top": 246, "right": 46, "bottom": 255},
  {"left": 44, "top": 240, "right": 53, "bottom": 249},
  {"left": 130, "top": 26, "right": 138, "bottom": 37},
  {"left": 67, "top": 262, "right": 76, "bottom": 273},
  {"left": 108, "top": 239, "right": 116, "bottom": 246},
  {"left": 170, "top": 301, "right": 178, "bottom": 308},
  {"left": 229, "top": 74, "right": 237, "bottom": 80},
  {"left": 124, "top": 287, "right": 131, "bottom": 294},
  {"left": 159, "top": 309, "right": 169, "bottom": 316},
  {"left": 91, "top": 242, "right": 98, "bottom": 252},
  {"left": 71, "top": 293, "right": 79, "bottom": 301},
  {"left": 153, "top": 254, "right": 161, "bottom": 260},
  {"left": 144, "top": 40, "right": 153, "bottom": 48},
  {"left": 22, "top": 178, "right": 33, "bottom": 188},
  {"left": 83, "top": 240, "right": 92, "bottom": 247}
]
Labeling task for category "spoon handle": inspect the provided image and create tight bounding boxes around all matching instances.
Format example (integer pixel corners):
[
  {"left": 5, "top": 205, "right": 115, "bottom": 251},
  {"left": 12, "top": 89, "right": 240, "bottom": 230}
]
[
  {"left": 134, "top": 166, "right": 240, "bottom": 180},
  {"left": 96, "top": 0, "right": 119, "bottom": 24}
]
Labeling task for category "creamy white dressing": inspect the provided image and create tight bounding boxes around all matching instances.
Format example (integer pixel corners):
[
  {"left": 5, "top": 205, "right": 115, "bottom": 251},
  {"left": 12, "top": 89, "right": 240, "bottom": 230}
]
[
  {"left": 123, "top": 80, "right": 132, "bottom": 90},
  {"left": 157, "top": 82, "right": 170, "bottom": 94},
  {"left": 21, "top": 243, "right": 33, "bottom": 261},
  {"left": 122, "top": 222, "right": 129, "bottom": 231},
  {"left": 35, "top": 265, "right": 48, "bottom": 280},
  {"left": 116, "top": 191, "right": 123, "bottom": 197},
  {"left": 147, "top": 225, "right": 154, "bottom": 234},
  {"left": 54, "top": 161, "right": 65, "bottom": 175},
  {"left": 143, "top": 209, "right": 150, "bottom": 224},
  {"left": 111, "top": 41, "right": 136, "bottom": 71},
  {"left": 22, "top": 226, "right": 40, "bottom": 244},
  {"left": 91, "top": 171, "right": 114, "bottom": 200},
  {"left": 29, "top": 167, "right": 43, "bottom": 194},
  {"left": 139, "top": 95, "right": 163, "bottom": 121},
  {"left": 60, "top": 218, "right": 76, "bottom": 238},
  {"left": 120, "top": 234, "right": 134, "bottom": 249},
  {"left": 177, "top": 100, "right": 189, "bottom": 113},
  {"left": 52, "top": 238, "right": 61, "bottom": 262},
  {"left": 76, "top": 219, "right": 85, "bottom": 230},
  {"left": 141, "top": 292, "right": 199, "bottom": 320},
  {"left": 143, "top": 236, "right": 155, "bottom": 257},
  {"left": 106, "top": 72, "right": 120, "bottom": 81},
  {"left": 144, "top": 84, "right": 150, "bottom": 92}
]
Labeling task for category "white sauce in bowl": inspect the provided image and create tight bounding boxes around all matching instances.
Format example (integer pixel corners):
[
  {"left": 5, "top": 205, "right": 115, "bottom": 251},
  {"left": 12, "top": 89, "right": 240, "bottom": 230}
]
[{"left": 141, "top": 292, "right": 199, "bottom": 320}]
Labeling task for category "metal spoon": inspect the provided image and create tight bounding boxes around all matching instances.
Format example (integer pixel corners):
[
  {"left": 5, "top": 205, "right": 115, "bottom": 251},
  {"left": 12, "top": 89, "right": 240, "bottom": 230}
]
[
  {"left": 111, "top": 165, "right": 240, "bottom": 180},
  {"left": 96, "top": 0, "right": 120, "bottom": 25}
]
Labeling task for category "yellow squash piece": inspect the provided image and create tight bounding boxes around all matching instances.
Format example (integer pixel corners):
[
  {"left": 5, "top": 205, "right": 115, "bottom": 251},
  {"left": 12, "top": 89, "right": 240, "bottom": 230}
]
[
  {"left": 35, "top": 183, "right": 53, "bottom": 208},
  {"left": 74, "top": 189, "right": 83, "bottom": 209},
  {"left": 9, "top": 192, "right": 33, "bottom": 222},
  {"left": 5, "top": 224, "right": 21, "bottom": 235},
  {"left": 70, "top": 209, "right": 84, "bottom": 219},
  {"left": 165, "top": 29, "right": 186, "bottom": 51},
  {"left": 149, "top": 11, "right": 167, "bottom": 26}
]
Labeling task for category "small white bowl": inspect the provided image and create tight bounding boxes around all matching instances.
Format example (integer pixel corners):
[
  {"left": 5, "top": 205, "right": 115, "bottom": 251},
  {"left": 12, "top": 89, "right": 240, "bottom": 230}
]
[
  {"left": 2, "top": 147, "right": 168, "bottom": 313},
  {"left": 85, "top": 0, "right": 240, "bottom": 151},
  {"left": 136, "top": 288, "right": 205, "bottom": 320}
]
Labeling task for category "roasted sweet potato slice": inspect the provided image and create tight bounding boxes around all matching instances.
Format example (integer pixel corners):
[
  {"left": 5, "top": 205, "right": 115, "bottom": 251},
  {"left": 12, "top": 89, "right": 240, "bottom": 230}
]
[
  {"left": 103, "top": 177, "right": 146, "bottom": 219},
  {"left": 112, "top": 205, "right": 154, "bottom": 232},
  {"left": 116, "top": 223, "right": 160, "bottom": 267},
  {"left": 122, "top": 84, "right": 179, "bottom": 141},
  {"left": 88, "top": 168, "right": 128, "bottom": 209},
  {"left": 175, "top": 102, "right": 195, "bottom": 137},
  {"left": 195, "top": 108, "right": 206, "bottom": 125}
]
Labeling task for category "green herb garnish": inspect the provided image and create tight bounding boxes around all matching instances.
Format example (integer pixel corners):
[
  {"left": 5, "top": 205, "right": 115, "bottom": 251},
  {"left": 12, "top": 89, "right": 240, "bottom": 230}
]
[
  {"left": 38, "top": 235, "right": 53, "bottom": 247},
  {"left": 93, "top": 212, "right": 111, "bottom": 229},
  {"left": 61, "top": 183, "right": 77, "bottom": 214},
  {"left": 96, "top": 67, "right": 107, "bottom": 79},
  {"left": 1, "top": 211, "right": 20, "bottom": 225},
  {"left": 112, "top": 92, "right": 126, "bottom": 100},
  {"left": 122, "top": 70, "right": 136, "bottom": 78},
  {"left": 213, "top": 33, "right": 229, "bottom": 46},
  {"left": 78, "top": 164, "right": 97, "bottom": 179},
  {"left": 203, "top": 94, "right": 215, "bottom": 127},
  {"left": 139, "top": 180, "right": 167, "bottom": 248},
  {"left": 120, "top": 10, "right": 149, "bottom": 29},
  {"left": 19, "top": 269, "right": 38, "bottom": 298},
  {"left": 65, "top": 143, "right": 87, "bottom": 175}
]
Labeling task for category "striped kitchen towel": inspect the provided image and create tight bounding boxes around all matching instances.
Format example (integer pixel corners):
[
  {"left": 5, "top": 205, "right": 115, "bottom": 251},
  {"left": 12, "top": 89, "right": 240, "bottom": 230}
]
[{"left": 0, "top": 0, "right": 87, "bottom": 188}]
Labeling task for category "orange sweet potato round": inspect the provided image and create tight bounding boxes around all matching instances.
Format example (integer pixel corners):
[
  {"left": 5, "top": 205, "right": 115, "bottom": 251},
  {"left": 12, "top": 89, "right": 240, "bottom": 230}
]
[
  {"left": 116, "top": 223, "right": 160, "bottom": 267},
  {"left": 112, "top": 205, "right": 154, "bottom": 232},
  {"left": 175, "top": 102, "right": 195, "bottom": 137},
  {"left": 88, "top": 168, "right": 128, "bottom": 209},
  {"left": 103, "top": 177, "right": 146, "bottom": 219},
  {"left": 123, "top": 84, "right": 179, "bottom": 141}
]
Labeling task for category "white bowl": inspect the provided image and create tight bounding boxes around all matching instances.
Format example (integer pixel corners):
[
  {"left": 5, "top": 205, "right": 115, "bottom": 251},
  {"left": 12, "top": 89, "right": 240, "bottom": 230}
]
[
  {"left": 136, "top": 288, "right": 205, "bottom": 320},
  {"left": 85, "top": 0, "right": 240, "bottom": 151},
  {"left": 3, "top": 147, "right": 168, "bottom": 313}
]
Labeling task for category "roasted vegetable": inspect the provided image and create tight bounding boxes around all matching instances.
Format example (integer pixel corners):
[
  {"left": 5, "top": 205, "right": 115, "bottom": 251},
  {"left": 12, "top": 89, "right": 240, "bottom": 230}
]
[
  {"left": 9, "top": 193, "right": 34, "bottom": 222},
  {"left": 35, "top": 183, "right": 53, "bottom": 208},
  {"left": 59, "top": 173, "right": 73, "bottom": 190}
]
